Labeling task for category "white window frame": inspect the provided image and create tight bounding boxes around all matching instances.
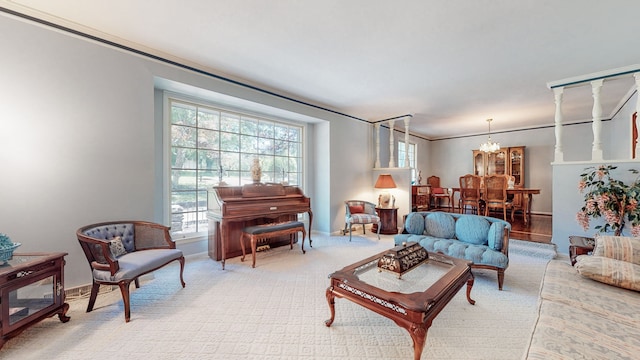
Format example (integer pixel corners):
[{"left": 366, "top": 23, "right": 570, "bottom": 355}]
[
  {"left": 398, "top": 140, "right": 417, "bottom": 181},
  {"left": 164, "top": 94, "right": 304, "bottom": 240}
]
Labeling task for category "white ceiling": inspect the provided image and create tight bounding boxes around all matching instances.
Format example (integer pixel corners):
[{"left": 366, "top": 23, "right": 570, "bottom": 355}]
[{"left": 5, "top": 0, "right": 640, "bottom": 139}]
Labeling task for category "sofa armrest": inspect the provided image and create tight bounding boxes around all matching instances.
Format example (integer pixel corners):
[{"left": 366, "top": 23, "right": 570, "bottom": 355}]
[
  {"left": 501, "top": 227, "right": 510, "bottom": 256},
  {"left": 77, "top": 235, "right": 121, "bottom": 275}
]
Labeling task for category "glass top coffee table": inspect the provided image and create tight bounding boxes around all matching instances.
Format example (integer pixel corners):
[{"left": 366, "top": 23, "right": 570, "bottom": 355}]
[{"left": 325, "top": 243, "right": 475, "bottom": 360}]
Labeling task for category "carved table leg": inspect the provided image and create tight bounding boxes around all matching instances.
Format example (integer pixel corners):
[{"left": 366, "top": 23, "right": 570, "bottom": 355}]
[
  {"left": 408, "top": 322, "right": 428, "bottom": 360},
  {"left": 57, "top": 302, "right": 71, "bottom": 323},
  {"left": 324, "top": 286, "right": 336, "bottom": 327},
  {"left": 466, "top": 274, "right": 476, "bottom": 305},
  {"left": 240, "top": 233, "right": 247, "bottom": 263},
  {"left": 307, "top": 210, "right": 313, "bottom": 247},
  {"left": 220, "top": 221, "right": 228, "bottom": 270},
  {"left": 300, "top": 227, "right": 306, "bottom": 254}
]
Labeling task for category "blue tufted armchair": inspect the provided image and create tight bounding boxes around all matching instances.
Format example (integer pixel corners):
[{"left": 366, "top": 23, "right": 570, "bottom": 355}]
[
  {"left": 342, "top": 200, "right": 381, "bottom": 241},
  {"left": 76, "top": 221, "right": 185, "bottom": 322}
]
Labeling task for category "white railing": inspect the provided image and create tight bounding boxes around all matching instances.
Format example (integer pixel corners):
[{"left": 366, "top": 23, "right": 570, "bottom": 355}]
[{"left": 548, "top": 64, "right": 640, "bottom": 163}]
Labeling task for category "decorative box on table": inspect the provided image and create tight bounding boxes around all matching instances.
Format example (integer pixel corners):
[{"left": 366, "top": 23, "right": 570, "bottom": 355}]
[{"left": 377, "top": 241, "right": 429, "bottom": 278}]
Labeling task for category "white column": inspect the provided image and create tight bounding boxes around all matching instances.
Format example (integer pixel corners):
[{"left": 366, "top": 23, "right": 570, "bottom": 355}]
[
  {"left": 403, "top": 116, "right": 410, "bottom": 168},
  {"left": 388, "top": 120, "right": 396, "bottom": 168},
  {"left": 374, "top": 123, "right": 381, "bottom": 168},
  {"left": 553, "top": 87, "right": 564, "bottom": 162},
  {"left": 634, "top": 73, "right": 640, "bottom": 159},
  {"left": 591, "top": 79, "right": 604, "bottom": 161}
]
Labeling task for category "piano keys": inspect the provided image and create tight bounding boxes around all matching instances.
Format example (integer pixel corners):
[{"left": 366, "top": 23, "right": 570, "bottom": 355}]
[{"left": 207, "top": 183, "right": 313, "bottom": 269}]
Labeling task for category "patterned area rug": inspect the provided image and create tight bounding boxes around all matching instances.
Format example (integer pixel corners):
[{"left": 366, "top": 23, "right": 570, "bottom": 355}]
[
  {"left": 509, "top": 239, "right": 557, "bottom": 260},
  {"left": 0, "top": 234, "right": 554, "bottom": 359}
]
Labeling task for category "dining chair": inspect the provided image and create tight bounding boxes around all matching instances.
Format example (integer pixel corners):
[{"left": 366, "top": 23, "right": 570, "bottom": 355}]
[
  {"left": 459, "top": 174, "right": 483, "bottom": 214},
  {"left": 484, "top": 175, "right": 514, "bottom": 221},
  {"left": 427, "top": 175, "right": 450, "bottom": 209}
]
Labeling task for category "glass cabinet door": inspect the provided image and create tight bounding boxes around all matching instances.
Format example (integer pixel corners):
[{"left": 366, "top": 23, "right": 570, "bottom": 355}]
[
  {"left": 509, "top": 147, "right": 524, "bottom": 187},
  {"left": 473, "top": 151, "right": 485, "bottom": 177},
  {"left": 7, "top": 274, "right": 56, "bottom": 327},
  {"left": 486, "top": 149, "right": 507, "bottom": 176}
]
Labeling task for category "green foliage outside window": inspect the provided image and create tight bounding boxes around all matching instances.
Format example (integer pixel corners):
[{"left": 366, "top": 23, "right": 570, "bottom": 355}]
[{"left": 169, "top": 99, "right": 303, "bottom": 236}]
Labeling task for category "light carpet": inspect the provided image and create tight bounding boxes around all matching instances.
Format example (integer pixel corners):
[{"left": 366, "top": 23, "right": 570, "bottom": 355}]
[{"left": 0, "top": 234, "right": 556, "bottom": 360}]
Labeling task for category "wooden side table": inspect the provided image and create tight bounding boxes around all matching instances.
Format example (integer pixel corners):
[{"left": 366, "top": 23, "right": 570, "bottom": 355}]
[
  {"left": 0, "top": 252, "right": 70, "bottom": 348},
  {"left": 372, "top": 207, "right": 398, "bottom": 235},
  {"left": 569, "top": 236, "right": 595, "bottom": 266}
]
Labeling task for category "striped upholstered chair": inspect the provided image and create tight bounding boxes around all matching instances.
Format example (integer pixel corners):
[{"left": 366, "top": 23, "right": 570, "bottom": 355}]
[{"left": 342, "top": 200, "right": 381, "bottom": 241}]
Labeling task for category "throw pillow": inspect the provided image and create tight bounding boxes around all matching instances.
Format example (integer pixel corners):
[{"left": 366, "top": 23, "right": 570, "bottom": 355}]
[
  {"left": 487, "top": 221, "right": 505, "bottom": 251},
  {"left": 593, "top": 235, "right": 640, "bottom": 266},
  {"left": 454, "top": 216, "right": 490, "bottom": 245},
  {"left": 404, "top": 212, "right": 425, "bottom": 235},
  {"left": 348, "top": 205, "right": 365, "bottom": 214},
  {"left": 575, "top": 255, "right": 640, "bottom": 292},
  {"left": 109, "top": 236, "right": 127, "bottom": 258},
  {"left": 425, "top": 212, "right": 456, "bottom": 238}
]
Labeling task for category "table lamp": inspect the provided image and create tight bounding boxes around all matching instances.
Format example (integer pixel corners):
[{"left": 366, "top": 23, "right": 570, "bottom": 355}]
[{"left": 375, "top": 174, "right": 397, "bottom": 208}]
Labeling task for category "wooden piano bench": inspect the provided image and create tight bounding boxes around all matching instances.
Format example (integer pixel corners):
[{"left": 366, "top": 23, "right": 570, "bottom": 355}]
[{"left": 241, "top": 221, "right": 307, "bottom": 268}]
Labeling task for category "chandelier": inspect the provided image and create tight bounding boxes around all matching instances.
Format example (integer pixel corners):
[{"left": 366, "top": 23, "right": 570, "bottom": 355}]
[{"left": 479, "top": 118, "right": 500, "bottom": 153}]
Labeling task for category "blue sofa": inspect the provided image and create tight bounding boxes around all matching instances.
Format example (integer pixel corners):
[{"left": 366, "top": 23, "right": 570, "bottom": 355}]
[{"left": 394, "top": 211, "right": 511, "bottom": 289}]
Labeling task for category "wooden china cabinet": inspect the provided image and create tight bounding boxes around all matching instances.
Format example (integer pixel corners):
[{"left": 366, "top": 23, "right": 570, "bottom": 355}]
[
  {"left": 473, "top": 146, "right": 526, "bottom": 212},
  {"left": 472, "top": 146, "right": 525, "bottom": 187}
]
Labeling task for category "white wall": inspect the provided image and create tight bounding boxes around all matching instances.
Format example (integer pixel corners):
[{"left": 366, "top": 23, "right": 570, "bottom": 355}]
[
  {"left": 403, "top": 127, "right": 555, "bottom": 214},
  {"left": 0, "top": 13, "right": 369, "bottom": 289},
  {"left": 1, "top": 15, "right": 157, "bottom": 288}
]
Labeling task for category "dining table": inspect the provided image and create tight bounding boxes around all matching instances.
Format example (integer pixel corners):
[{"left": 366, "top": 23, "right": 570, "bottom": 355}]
[{"left": 448, "top": 187, "right": 541, "bottom": 225}]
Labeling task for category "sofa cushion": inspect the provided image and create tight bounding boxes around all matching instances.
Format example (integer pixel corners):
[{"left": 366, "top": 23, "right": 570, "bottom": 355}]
[
  {"left": 525, "top": 300, "right": 640, "bottom": 360},
  {"left": 404, "top": 212, "right": 425, "bottom": 235},
  {"left": 487, "top": 222, "right": 505, "bottom": 251},
  {"left": 593, "top": 235, "right": 640, "bottom": 266},
  {"left": 93, "top": 249, "right": 183, "bottom": 282},
  {"left": 454, "top": 216, "right": 490, "bottom": 245},
  {"left": 348, "top": 213, "right": 379, "bottom": 224},
  {"left": 540, "top": 259, "right": 640, "bottom": 328},
  {"left": 424, "top": 212, "right": 455, "bottom": 238},
  {"left": 416, "top": 237, "right": 509, "bottom": 269},
  {"left": 575, "top": 255, "right": 640, "bottom": 292}
]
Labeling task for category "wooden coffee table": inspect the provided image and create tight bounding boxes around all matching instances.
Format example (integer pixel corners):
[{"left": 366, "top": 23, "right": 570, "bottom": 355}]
[{"left": 325, "top": 249, "right": 475, "bottom": 360}]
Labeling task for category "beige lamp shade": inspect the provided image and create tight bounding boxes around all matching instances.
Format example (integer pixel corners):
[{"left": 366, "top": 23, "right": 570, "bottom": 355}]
[
  {"left": 374, "top": 174, "right": 397, "bottom": 189},
  {"left": 375, "top": 174, "right": 396, "bottom": 208}
]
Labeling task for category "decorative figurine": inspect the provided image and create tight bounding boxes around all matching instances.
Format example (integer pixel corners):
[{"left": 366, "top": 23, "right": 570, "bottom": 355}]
[{"left": 251, "top": 158, "right": 262, "bottom": 183}]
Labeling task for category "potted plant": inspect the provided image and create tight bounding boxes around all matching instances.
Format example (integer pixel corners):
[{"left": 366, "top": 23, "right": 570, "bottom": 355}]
[{"left": 576, "top": 164, "right": 640, "bottom": 236}]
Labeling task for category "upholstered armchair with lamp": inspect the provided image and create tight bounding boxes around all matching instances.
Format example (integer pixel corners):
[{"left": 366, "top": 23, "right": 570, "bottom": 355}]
[{"left": 342, "top": 200, "right": 381, "bottom": 241}]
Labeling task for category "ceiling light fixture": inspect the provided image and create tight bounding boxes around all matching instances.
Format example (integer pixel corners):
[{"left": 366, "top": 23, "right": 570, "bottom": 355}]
[{"left": 479, "top": 118, "right": 500, "bottom": 153}]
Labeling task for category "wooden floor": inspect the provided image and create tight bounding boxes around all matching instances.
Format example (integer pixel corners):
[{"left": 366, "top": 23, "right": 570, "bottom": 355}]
[{"left": 509, "top": 213, "right": 552, "bottom": 243}]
